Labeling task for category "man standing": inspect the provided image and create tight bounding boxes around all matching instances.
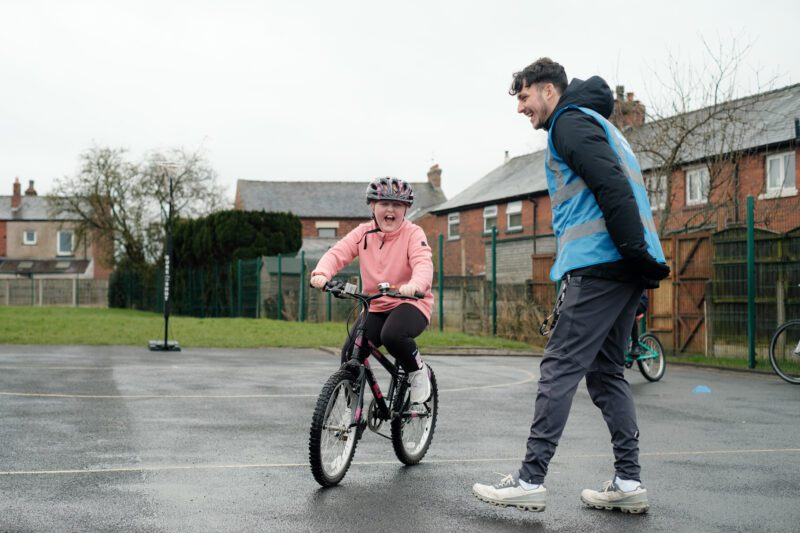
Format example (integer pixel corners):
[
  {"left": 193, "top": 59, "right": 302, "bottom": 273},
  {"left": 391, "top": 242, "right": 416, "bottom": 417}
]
[{"left": 472, "top": 58, "right": 669, "bottom": 514}]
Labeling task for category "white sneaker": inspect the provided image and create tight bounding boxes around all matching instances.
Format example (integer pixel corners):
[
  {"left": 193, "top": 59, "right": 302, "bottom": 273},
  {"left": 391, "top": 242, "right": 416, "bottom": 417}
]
[
  {"left": 580, "top": 480, "right": 649, "bottom": 514},
  {"left": 472, "top": 474, "right": 546, "bottom": 512},
  {"left": 408, "top": 363, "right": 431, "bottom": 404}
]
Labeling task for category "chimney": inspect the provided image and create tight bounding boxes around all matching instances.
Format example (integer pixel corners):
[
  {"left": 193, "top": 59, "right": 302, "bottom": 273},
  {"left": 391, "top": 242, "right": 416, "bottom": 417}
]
[
  {"left": 25, "top": 180, "right": 37, "bottom": 196},
  {"left": 610, "top": 86, "right": 645, "bottom": 130},
  {"left": 11, "top": 178, "right": 21, "bottom": 209},
  {"left": 427, "top": 164, "right": 442, "bottom": 190}
]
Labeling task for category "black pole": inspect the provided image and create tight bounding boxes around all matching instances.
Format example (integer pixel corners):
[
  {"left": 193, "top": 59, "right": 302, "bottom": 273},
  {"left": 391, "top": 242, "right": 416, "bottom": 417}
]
[{"left": 149, "top": 167, "right": 180, "bottom": 351}]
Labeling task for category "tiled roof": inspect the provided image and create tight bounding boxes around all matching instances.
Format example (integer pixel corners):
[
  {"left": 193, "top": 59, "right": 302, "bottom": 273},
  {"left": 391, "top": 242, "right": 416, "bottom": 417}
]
[
  {"left": 630, "top": 83, "right": 800, "bottom": 171},
  {"left": 236, "top": 180, "right": 447, "bottom": 221},
  {"left": 432, "top": 151, "right": 547, "bottom": 213},
  {"left": 435, "top": 83, "right": 800, "bottom": 213}
]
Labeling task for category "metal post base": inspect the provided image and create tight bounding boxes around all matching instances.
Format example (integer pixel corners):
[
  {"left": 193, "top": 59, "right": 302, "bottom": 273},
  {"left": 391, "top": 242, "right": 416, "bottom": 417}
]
[{"left": 148, "top": 340, "right": 181, "bottom": 352}]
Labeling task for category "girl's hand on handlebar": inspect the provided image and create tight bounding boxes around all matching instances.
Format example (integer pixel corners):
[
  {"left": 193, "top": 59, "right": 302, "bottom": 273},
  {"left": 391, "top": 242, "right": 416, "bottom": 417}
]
[
  {"left": 398, "top": 283, "right": 420, "bottom": 297},
  {"left": 310, "top": 275, "right": 328, "bottom": 289}
]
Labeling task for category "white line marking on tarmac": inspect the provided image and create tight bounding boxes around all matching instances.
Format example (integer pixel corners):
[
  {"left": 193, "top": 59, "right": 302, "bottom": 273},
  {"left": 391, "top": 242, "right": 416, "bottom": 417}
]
[
  {"left": 2, "top": 448, "right": 797, "bottom": 476},
  {"left": 0, "top": 368, "right": 538, "bottom": 399}
]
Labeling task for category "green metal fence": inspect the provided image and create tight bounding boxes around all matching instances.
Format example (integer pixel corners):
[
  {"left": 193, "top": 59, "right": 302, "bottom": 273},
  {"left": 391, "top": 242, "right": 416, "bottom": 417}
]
[{"left": 112, "top": 258, "right": 263, "bottom": 318}]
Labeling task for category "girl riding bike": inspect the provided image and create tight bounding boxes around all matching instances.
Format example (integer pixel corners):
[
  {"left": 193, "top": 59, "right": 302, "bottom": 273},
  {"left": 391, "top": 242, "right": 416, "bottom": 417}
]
[{"left": 309, "top": 177, "right": 434, "bottom": 403}]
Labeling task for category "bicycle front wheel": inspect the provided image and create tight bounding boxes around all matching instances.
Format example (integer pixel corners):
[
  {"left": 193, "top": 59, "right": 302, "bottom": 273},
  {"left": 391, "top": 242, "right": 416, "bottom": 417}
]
[
  {"left": 309, "top": 369, "right": 361, "bottom": 487},
  {"left": 637, "top": 333, "right": 666, "bottom": 382},
  {"left": 769, "top": 320, "right": 800, "bottom": 384},
  {"left": 391, "top": 365, "right": 438, "bottom": 465}
]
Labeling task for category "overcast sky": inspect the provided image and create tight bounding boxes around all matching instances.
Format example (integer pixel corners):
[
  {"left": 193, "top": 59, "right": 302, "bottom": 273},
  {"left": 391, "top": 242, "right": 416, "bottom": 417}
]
[{"left": 1, "top": 0, "right": 797, "bottom": 203}]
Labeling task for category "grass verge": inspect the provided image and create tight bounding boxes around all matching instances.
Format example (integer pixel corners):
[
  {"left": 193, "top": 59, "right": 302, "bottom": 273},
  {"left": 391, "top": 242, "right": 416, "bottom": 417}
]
[{"left": 0, "top": 307, "right": 532, "bottom": 351}]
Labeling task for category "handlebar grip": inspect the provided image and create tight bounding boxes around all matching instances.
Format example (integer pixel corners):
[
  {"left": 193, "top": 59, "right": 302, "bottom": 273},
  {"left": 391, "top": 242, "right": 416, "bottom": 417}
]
[{"left": 414, "top": 291, "right": 425, "bottom": 299}]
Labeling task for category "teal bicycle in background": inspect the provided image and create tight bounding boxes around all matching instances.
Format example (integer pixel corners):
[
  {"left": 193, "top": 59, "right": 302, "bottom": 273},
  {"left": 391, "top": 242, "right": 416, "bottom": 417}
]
[{"left": 625, "top": 332, "right": 666, "bottom": 382}]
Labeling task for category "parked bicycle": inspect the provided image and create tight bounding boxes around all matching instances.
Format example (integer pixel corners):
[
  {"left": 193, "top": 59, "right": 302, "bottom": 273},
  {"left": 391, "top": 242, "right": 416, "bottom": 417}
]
[
  {"left": 308, "top": 280, "right": 438, "bottom": 487},
  {"left": 625, "top": 332, "right": 666, "bottom": 382},
  {"left": 768, "top": 319, "right": 800, "bottom": 384}
]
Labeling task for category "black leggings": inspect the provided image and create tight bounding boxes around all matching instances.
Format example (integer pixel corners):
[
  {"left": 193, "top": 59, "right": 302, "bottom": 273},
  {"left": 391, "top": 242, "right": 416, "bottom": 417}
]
[{"left": 362, "top": 304, "right": 428, "bottom": 374}]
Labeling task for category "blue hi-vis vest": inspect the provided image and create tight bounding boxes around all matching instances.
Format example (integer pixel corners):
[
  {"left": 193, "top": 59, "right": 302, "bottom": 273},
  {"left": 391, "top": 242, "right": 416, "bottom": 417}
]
[{"left": 545, "top": 105, "right": 666, "bottom": 281}]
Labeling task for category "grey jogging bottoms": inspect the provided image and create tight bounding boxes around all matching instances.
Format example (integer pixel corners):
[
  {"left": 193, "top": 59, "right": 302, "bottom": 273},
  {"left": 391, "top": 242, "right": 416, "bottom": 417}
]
[{"left": 519, "top": 275, "right": 644, "bottom": 484}]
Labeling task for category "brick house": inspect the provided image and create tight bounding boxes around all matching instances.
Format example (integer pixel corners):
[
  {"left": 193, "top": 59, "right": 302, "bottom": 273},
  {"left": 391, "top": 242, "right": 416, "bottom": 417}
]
[
  {"left": 415, "top": 151, "right": 553, "bottom": 280},
  {"left": 234, "top": 165, "right": 447, "bottom": 261},
  {"left": 0, "top": 179, "right": 112, "bottom": 280},
  {"left": 421, "top": 83, "right": 800, "bottom": 283}
]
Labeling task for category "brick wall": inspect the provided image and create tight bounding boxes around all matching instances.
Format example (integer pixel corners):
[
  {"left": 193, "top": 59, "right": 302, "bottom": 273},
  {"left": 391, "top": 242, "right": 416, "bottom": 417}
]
[
  {"left": 661, "top": 146, "right": 800, "bottom": 234},
  {"left": 419, "top": 195, "right": 553, "bottom": 277},
  {"left": 425, "top": 146, "right": 799, "bottom": 280},
  {"left": 0, "top": 221, "right": 5, "bottom": 256}
]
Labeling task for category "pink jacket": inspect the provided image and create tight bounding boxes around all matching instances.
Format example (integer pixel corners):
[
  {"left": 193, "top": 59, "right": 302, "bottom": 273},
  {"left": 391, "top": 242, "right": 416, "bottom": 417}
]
[{"left": 312, "top": 219, "right": 434, "bottom": 320}]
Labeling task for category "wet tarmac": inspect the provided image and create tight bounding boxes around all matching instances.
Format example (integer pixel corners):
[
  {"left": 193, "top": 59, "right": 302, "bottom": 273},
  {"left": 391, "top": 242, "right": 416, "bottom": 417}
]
[{"left": 1, "top": 345, "right": 798, "bottom": 532}]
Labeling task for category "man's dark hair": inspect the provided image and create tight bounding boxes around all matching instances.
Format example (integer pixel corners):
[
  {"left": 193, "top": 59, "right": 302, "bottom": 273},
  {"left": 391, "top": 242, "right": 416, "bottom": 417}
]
[{"left": 509, "top": 57, "right": 568, "bottom": 96}]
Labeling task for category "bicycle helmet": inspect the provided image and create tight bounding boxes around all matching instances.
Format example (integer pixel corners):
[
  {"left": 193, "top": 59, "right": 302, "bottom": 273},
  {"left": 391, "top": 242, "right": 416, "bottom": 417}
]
[{"left": 365, "top": 177, "right": 414, "bottom": 206}]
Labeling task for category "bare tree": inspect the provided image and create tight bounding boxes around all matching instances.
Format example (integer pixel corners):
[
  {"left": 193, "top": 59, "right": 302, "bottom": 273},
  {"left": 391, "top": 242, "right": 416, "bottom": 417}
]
[
  {"left": 630, "top": 36, "right": 780, "bottom": 235},
  {"left": 50, "top": 145, "right": 226, "bottom": 268}
]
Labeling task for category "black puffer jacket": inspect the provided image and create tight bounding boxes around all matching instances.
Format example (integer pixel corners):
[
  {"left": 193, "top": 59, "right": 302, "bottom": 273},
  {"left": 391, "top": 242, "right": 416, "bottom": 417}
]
[{"left": 544, "top": 76, "right": 655, "bottom": 283}]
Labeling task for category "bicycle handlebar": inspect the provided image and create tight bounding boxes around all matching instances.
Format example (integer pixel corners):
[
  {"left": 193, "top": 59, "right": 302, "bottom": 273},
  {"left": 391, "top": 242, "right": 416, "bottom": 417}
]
[{"left": 317, "top": 280, "right": 424, "bottom": 301}]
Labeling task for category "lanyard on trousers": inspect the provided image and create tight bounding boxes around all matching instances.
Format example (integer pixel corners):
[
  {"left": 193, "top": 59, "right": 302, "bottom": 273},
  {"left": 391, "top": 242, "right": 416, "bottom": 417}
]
[{"left": 539, "top": 273, "right": 571, "bottom": 337}]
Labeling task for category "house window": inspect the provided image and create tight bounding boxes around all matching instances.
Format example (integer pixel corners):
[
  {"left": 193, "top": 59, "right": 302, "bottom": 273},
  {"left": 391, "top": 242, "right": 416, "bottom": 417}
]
[
  {"left": 506, "top": 201, "right": 523, "bottom": 231},
  {"left": 57, "top": 230, "right": 74, "bottom": 256},
  {"left": 483, "top": 205, "right": 498, "bottom": 233},
  {"left": 315, "top": 220, "right": 339, "bottom": 237},
  {"left": 447, "top": 213, "right": 460, "bottom": 240},
  {"left": 23, "top": 230, "right": 37, "bottom": 245},
  {"left": 766, "top": 152, "right": 796, "bottom": 193},
  {"left": 646, "top": 175, "right": 667, "bottom": 211},
  {"left": 685, "top": 167, "right": 709, "bottom": 206}
]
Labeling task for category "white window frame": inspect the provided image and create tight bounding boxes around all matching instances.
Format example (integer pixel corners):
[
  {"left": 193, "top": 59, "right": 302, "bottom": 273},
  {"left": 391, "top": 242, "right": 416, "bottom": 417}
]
[
  {"left": 447, "top": 212, "right": 460, "bottom": 240},
  {"left": 685, "top": 167, "right": 709, "bottom": 206},
  {"left": 57, "top": 230, "right": 74, "bottom": 256},
  {"left": 506, "top": 200, "right": 523, "bottom": 231},
  {"left": 483, "top": 205, "right": 498, "bottom": 234},
  {"left": 646, "top": 174, "right": 667, "bottom": 211},
  {"left": 764, "top": 151, "right": 797, "bottom": 196},
  {"left": 23, "top": 230, "right": 37, "bottom": 245}
]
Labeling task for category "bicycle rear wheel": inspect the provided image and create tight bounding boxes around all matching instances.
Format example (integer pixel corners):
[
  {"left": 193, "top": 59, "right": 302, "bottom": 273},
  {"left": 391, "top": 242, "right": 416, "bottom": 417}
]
[
  {"left": 637, "top": 333, "right": 666, "bottom": 382},
  {"left": 769, "top": 320, "right": 800, "bottom": 384},
  {"left": 309, "top": 369, "right": 361, "bottom": 486},
  {"left": 391, "top": 365, "right": 438, "bottom": 465}
]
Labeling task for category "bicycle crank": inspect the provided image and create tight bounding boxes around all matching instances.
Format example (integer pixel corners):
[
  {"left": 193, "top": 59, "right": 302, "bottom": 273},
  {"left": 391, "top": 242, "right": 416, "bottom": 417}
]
[{"left": 367, "top": 399, "right": 391, "bottom": 440}]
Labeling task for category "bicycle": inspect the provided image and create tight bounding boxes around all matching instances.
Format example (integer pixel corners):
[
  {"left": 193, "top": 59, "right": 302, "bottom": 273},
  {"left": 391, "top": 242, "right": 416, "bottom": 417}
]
[
  {"left": 308, "top": 280, "right": 438, "bottom": 487},
  {"left": 768, "top": 320, "right": 800, "bottom": 384},
  {"left": 625, "top": 332, "right": 666, "bottom": 382}
]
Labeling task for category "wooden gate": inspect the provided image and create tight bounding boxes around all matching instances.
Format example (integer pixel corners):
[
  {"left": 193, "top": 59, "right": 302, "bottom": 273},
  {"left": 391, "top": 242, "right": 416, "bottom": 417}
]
[
  {"left": 531, "top": 253, "right": 556, "bottom": 310},
  {"left": 648, "top": 239, "right": 674, "bottom": 350},
  {"left": 672, "top": 233, "right": 712, "bottom": 354}
]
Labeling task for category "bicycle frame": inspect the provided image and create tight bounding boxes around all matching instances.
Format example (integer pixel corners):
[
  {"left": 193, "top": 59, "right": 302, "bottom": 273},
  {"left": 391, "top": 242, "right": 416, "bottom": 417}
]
[
  {"left": 625, "top": 338, "right": 659, "bottom": 365},
  {"left": 325, "top": 281, "right": 421, "bottom": 431}
]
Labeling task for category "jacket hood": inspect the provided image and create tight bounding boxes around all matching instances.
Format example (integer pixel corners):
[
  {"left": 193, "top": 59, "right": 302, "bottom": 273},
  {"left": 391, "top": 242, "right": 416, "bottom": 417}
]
[{"left": 545, "top": 76, "right": 614, "bottom": 130}]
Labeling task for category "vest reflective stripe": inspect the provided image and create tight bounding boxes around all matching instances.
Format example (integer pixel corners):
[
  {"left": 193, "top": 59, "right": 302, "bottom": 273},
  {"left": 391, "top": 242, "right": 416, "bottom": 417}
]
[
  {"left": 557, "top": 215, "right": 659, "bottom": 251},
  {"left": 551, "top": 178, "right": 588, "bottom": 207},
  {"left": 546, "top": 105, "right": 666, "bottom": 280}
]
